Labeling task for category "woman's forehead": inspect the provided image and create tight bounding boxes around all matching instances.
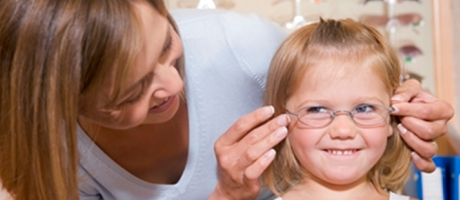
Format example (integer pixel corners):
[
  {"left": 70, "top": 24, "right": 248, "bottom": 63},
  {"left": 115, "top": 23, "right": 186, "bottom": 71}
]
[{"left": 127, "top": 1, "right": 169, "bottom": 84}]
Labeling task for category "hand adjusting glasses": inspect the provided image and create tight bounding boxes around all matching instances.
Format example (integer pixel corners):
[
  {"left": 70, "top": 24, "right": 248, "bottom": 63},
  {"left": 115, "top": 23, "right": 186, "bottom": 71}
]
[{"left": 286, "top": 104, "right": 395, "bottom": 128}]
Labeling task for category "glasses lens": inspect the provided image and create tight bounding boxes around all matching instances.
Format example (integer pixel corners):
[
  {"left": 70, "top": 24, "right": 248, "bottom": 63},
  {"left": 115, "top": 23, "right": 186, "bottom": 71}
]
[
  {"left": 352, "top": 104, "right": 389, "bottom": 126},
  {"left": 294, "top": 104, "right": 390, "bottom": 127},
  {"left": 360, "top": 15, "right": 390, "bottom": 27},
  {"left": 298, "top": 106, "right": 332, "bottom": 127},
  {"left": 395, "top": 13, "right": 423, "bottom": 26}
]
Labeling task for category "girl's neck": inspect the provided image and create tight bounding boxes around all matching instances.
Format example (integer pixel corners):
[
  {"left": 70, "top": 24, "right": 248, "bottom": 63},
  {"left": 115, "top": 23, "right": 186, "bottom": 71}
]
[{"left": 282, "top": 175, "right": 388, "bottom": 200}]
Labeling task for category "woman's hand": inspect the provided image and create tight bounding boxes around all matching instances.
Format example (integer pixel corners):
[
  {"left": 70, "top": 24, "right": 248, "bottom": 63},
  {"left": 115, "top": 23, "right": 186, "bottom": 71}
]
[
  {"left": 391, "top": 79, "right": 454, "bottom": 173},
  {"left": 210, "top": 106, "right": 290, "bottom": 200}
]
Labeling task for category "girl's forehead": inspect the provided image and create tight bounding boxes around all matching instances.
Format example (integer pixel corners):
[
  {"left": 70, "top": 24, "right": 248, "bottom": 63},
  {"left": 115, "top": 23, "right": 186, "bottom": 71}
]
[
  {"left": 292, "top": 61, "right": 388, "bottom": 96},
  {"left": 300, "top": 60, "right": 372, "bottom": 81}
]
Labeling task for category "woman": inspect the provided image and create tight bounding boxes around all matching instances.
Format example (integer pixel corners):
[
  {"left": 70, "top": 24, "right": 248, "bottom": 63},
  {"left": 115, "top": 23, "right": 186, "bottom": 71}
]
[{"left": 0, "top": 0, "right": 453, "bottom": 199}]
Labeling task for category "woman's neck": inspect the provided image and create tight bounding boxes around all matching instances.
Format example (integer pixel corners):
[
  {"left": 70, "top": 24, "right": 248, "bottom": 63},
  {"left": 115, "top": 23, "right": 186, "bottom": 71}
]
[
  {"left": 78, "top": 100, "right": 189, "bottom": 150},
  {"left": 282, "top": 174, "right": 388, "bottom": 200},
  {"left": 78, "top": 100, "right": 189, "bottom": 184}
]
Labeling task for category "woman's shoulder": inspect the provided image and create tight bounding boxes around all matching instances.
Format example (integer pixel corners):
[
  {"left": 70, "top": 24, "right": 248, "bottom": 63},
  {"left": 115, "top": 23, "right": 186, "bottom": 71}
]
[{"left": 172, "top": 9, "right": 287, "bottom": 89}]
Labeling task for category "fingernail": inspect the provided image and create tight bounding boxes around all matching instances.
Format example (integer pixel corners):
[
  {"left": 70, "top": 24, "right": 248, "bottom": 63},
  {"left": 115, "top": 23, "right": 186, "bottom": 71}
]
[
  {"left": 277, "top": 115, "right": 288, "bottom": 126},
  {"left": 398, "top": 123, "right": 407, "bottom": 135},
  {"left": 286, "top": 115, "right": 291, "bottom": 123},
  {"left": 391, "top": 95, "right": 403, "bottom": 101},
  {"left": 275, "top": 126, "right": 288, "bottom": 138},
  {"left": 265, "top": 149, "right": 276, "bottom": 159},
  {"left": 264, "top": 106, "right": 275, "bottom": 117},
  {"left": 261, "top": 149, "right": 276, "bottom": 166},
  {"left": 411, "top": 152, "right": 421, "bottom": 161}
]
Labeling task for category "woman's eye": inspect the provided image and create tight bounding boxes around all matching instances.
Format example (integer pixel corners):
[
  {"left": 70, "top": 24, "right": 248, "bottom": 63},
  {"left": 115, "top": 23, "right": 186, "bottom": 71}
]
[
  {"left": 162, "top": 41, "right": 172, "bottom": 54},
  {"left": 354, "top": 104, "right": 374, "bottom": 113},
  {"left": 125, "top": 93, "right": 143, "bottom": 105}
]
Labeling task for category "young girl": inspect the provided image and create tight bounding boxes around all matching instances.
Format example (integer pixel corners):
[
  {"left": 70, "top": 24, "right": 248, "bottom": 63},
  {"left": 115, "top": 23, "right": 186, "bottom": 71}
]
[{"left": 262, "top": 18, "right": 415, "bottom": 200}]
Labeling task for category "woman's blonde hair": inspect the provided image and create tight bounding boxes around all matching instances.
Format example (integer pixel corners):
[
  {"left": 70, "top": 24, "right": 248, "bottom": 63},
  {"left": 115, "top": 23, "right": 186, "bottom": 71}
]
[
  {"left": 0, "top": 0, "right": 182, "bottom": 199},
  {"left": 262, "top": 18, "right": 412, "bottom": 196}
]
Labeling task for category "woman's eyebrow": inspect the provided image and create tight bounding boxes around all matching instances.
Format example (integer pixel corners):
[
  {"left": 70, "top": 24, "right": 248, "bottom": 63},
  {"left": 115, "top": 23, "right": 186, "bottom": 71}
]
[
  {"left": 121, "top": 26, "right": 170, "bottom": 98},
  {"left": 123, "top": 72, "right": 154, "bottom": 96},
  {"left": 122, "top": 28, "right": 171, "bottom": 96}
]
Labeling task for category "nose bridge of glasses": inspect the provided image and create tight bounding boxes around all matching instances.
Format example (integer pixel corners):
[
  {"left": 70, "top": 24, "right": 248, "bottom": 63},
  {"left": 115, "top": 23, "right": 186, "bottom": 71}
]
[
  {"left": 328, "top": 110, "right": 357, "bottom": 138},
  {"left": 333, "top": 110, "right": 354, "bottom": 118},
  {"left": 331, "top": 110, "right": 360, "bottom": 126}
]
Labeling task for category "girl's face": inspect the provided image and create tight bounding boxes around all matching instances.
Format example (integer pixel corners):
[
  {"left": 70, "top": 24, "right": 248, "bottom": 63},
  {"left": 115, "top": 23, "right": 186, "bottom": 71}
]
[
  {"left": 80, "top": 1, "right": 184, "bottom": 129},
  {"left": 285, "top": 64, "right": 393, "bottom": 186}
]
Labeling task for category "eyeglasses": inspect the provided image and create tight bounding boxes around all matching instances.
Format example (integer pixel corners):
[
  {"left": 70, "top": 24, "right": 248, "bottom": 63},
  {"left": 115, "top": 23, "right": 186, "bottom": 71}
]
[
  {"left": 399, "top": 44, "right": 423, "bottom": 63},
  {"left": 363, "top": 0, "right": 422, "bottom": 5},
  {"left": 360, "top": 13, "right": 423, "bottom": 34},
  {"left": 286, "top": 104, "right": 395, "bottom": 128}
]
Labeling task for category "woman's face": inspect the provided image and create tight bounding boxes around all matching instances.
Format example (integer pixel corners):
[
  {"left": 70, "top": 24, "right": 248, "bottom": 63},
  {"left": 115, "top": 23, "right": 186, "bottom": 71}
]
[{"left": 80, "top": 1, "right": 184, "bottom": 129}]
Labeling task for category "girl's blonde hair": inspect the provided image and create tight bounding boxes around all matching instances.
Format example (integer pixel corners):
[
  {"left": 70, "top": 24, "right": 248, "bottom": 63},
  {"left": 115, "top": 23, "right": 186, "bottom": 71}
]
[
  {"left": 0, "top": 0, "right": 182, "bottom": 199},
  {"left": 262, "top": 18, "right": 412, "bottom": 196}
]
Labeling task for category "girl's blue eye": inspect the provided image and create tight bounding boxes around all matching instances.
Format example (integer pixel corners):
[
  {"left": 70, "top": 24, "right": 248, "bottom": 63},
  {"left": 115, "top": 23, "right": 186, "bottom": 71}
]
[{"left": 354, "top": 104, "right": 375, "bottom": 113}]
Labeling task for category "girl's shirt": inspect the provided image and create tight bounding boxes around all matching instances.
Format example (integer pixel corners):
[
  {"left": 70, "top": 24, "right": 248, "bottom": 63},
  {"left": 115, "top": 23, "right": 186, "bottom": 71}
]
[{"left": 273, "top": 192, "right": 410, "bottom": 200}]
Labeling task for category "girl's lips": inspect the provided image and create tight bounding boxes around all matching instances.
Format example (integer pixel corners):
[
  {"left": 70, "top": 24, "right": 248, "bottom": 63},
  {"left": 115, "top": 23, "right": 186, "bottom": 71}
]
[
  {"left": 323, "top": 149, "right": 361, "bottom": 156},
  {"left": 148, "top": 95, "right": 175, "bottom": 114}
]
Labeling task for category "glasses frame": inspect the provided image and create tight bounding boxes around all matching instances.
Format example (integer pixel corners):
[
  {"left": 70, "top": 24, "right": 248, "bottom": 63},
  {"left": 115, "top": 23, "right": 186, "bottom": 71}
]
[{"left": 286, "top": 104, "right": 395, "bottom": 128}]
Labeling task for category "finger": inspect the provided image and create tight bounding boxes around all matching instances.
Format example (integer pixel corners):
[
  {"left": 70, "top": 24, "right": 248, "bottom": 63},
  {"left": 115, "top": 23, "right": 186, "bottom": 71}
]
[
  {"left": 216, "top": 106, "right": 275, "bottom": 146},
  {"left": 231, "top": 114, "right": 289, "bottom": 161},
  {"left": 411, "top": 152, "right": 437, "bottom": 173},
  {"left": 214, "top": 114, "right": 288, "bottom": 178},
  {"left": 244, "top": 149, "right": 276, "bottom": 180},
  {"left": 391, "top": 101, "right": 454, "bottom": 121},
  {"left": 391, "top": 79, "right": 423, "bottom": 103},
  {"left": 238, "top": 126, "right": 287, "bottom": 168},
  {"left": 397, "top": 123, "right": 438, "bottom": 159},
  {"left": 239, "top": 114, "right": 290, "bottom": 146},
  {"left": 399, "top": 117, "right": 447, "bottom": 140}
]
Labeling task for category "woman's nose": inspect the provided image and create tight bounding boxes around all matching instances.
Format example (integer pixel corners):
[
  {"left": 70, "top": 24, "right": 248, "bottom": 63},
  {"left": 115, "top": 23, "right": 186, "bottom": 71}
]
[{"left": 151, "top": 64, "right": 184, "bottom": 99}]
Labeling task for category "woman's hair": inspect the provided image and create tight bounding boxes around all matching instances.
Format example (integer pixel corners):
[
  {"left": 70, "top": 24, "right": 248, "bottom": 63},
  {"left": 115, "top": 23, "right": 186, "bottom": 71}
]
[
  {"left": 0, "top": 0, "right": 182, "bottom": 199},
  {"left": 262, "top": 18, "right": 412, "bottom": 196}
]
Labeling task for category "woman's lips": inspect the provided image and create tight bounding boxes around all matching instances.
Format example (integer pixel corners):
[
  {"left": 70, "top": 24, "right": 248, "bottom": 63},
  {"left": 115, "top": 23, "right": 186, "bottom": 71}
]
[{"left": 148, "top": 96, "right": 175, "bottom": 114}]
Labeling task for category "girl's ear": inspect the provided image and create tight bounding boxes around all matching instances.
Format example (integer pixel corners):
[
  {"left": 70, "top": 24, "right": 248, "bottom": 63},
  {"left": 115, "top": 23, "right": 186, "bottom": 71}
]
[{"left": 388, "top": 125, "right": 394, "bottom": 138}]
